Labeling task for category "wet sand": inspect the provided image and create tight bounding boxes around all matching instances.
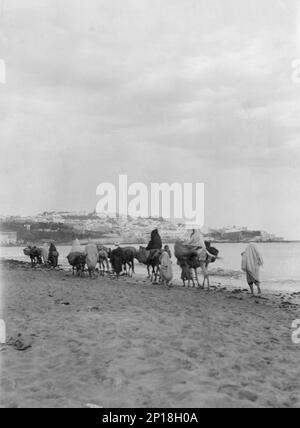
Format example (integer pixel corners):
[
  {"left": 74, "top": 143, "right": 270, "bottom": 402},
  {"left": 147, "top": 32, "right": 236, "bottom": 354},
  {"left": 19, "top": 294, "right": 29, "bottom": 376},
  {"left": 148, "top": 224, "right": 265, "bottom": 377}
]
[{"left": 0, "top": 260, "right": 299, "bottom": 408}]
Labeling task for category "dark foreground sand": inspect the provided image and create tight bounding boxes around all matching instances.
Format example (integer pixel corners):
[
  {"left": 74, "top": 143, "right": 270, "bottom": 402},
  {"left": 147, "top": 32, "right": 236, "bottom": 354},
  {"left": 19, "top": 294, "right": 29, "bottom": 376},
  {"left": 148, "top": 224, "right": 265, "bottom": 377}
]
[{"left": 0, "top": 260, "right": 299, "bottom": 408}]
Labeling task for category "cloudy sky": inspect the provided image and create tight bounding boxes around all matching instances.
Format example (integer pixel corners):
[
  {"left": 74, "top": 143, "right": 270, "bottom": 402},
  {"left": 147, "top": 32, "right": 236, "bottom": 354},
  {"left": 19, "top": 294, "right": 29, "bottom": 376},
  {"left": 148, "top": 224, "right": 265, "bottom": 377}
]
[{"left": 0, "top": 0, "right": 300, "bottom": 238}]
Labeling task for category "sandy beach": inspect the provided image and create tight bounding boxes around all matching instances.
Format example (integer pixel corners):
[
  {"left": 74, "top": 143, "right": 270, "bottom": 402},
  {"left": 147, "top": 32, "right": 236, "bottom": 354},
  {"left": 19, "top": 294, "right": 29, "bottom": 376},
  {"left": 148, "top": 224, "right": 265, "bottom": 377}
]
[{"left": 0, "top": 259, "right": 299, "bottom": 408}]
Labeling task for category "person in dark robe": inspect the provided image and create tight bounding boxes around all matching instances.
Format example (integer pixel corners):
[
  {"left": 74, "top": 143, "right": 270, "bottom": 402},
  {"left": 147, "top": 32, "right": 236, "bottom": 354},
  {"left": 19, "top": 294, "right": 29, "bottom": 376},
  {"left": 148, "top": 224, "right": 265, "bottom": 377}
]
[
  {"left": 48, "top": 243, "right": 59, "bottom": 268},
  {"left": 146, "top": 229, "right": 162, "bottom": 251},
  {"left": 110, "top": 247, "right": 124, "bottom": 278}
]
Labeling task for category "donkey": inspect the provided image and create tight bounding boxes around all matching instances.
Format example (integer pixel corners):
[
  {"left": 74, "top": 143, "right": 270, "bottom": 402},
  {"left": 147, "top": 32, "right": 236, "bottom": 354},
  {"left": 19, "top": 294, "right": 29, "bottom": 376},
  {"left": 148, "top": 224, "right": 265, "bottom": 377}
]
[
  {"left": 98, "top": 247, "right": 111, "bottom": 276},
  {"left": 121, "top": 247, "right": 137, "bottom": 277},
  {"left": 67, "top": 253, "right": 87, "bottom": 277},
  {"left": 23, "top": 247, "right": 43, "bottom": 267},
  {"left": 136, "top": 247, "right": 161, "bottom": 283}
]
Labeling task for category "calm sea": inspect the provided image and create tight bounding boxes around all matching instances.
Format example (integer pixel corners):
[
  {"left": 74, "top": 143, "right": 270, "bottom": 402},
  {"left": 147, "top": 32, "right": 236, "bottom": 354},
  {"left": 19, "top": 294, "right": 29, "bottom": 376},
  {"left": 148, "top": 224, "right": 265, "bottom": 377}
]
[{"left": 1, "top": 242, "right": 300, "bottom": 292}]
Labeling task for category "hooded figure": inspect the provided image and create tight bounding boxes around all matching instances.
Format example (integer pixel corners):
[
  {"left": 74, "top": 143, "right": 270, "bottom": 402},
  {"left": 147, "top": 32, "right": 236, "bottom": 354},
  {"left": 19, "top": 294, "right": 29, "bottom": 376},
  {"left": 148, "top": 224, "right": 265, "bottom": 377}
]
[
  {"left": 70, "top": 239, "right": 85, "bottom": 254},
  {"left": 182, "top": 229, "right": 206, "bottom": 261},
  {"left": 48, "top": 243, "right": 59, "bottom": 268},
  {"left": 85, "top": 241, "right": 98, "bottom": 273},
  {"left": 242, "top": 244, "right": 264, "bottom": 295},
  {"left": 183, "top": 229, "right": 206, "bottom": 249},
  {"left": 159, "top": 249, "right": 173, "bottom": 286},
  {"left": 146, "top": 229, "right": 162, "bottom": 251}
]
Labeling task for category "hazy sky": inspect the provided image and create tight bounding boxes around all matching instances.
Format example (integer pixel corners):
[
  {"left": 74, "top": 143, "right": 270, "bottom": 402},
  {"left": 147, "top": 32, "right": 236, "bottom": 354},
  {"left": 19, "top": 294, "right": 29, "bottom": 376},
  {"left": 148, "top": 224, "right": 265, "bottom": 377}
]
[{"left": 0, "top": 0, "right": 300, "bottom": 238}]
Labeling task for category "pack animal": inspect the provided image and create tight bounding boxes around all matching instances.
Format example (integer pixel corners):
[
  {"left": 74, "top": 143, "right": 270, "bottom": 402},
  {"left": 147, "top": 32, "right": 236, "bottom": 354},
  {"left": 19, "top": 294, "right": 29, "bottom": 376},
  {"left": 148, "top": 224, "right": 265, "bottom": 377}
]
[
  {"left": 137, "top": 247, "right": 161, "bottom": 283},
  {"left": 97, "top": 246, "right": 111, "bottom": 276},
  {"left": 23, "top": 247, "right": 43, "bottom": 267},
  {"left": 67, "top": 252, "right": 87, "bottom": 277}
]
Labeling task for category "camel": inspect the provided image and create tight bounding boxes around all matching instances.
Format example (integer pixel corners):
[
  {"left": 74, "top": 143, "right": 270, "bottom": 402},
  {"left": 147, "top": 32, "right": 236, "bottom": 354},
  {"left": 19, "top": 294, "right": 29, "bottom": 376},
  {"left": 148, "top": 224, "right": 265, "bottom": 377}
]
[
  {"left": 175, "top": 241, "right": 219, "bottom": 289},
  {"left": 178, "top": 255, "right": 212, "bottom": 289}
]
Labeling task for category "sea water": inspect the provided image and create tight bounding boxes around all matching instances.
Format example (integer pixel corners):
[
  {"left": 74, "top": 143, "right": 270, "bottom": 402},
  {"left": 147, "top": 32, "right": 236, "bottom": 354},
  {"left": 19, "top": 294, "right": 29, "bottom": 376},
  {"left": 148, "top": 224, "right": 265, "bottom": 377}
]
[{"left": 1, "top": 242, "right": 300, "bottom": 292}]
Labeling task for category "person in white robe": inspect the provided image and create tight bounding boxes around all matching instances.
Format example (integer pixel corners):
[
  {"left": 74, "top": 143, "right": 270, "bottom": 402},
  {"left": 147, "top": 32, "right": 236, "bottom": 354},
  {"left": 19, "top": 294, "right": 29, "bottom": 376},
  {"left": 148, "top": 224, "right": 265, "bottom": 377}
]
[
  {"left": 41, "top": 243, "right": 49, "bottom": 265},
  {"left": 183, "top": 229, "right": 206, "bottom": 260},
  {"left": 159, "top": 250, "right": 173, "bottom": 287},
  {"left": 70, "top": 238, "right": 85, "bottom": 254},
  {"left": 85, "top": 240, "right": 99, "bottom": 274},
  {"left": 242, "top": 244, "right": 264, "bottom": 295}
]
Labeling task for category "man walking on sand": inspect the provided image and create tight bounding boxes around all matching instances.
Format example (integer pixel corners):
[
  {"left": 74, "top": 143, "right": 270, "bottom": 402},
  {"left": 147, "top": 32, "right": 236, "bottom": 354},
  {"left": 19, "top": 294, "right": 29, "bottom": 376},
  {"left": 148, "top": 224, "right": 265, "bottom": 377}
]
[{"left": 242, "top": 243, "right": 264, "bottom": 295}]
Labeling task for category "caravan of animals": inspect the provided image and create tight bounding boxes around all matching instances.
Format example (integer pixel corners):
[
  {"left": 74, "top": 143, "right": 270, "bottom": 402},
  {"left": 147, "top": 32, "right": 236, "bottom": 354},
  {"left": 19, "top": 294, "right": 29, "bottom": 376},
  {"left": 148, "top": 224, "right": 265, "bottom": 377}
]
[{"left": 23, "top": 229, "right": 263, "bottom": 295}]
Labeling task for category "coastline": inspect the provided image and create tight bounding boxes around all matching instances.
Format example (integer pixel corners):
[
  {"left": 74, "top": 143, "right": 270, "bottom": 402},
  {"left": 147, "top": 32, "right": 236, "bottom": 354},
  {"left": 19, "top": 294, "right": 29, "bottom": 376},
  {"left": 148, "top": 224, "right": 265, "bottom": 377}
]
[
  {"left": 0, "top": 259, "right": 300, "bottom": 408},
  {"left": 1, "top": 240, "right": 298, "bottom": 249}
]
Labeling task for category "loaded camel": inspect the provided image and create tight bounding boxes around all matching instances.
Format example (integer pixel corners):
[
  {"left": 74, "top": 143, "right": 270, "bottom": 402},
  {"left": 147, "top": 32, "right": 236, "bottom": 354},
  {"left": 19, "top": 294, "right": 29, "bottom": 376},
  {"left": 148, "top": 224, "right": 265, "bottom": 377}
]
[{"left": 175, "top": 242, "right": 219, "bottom": 290}]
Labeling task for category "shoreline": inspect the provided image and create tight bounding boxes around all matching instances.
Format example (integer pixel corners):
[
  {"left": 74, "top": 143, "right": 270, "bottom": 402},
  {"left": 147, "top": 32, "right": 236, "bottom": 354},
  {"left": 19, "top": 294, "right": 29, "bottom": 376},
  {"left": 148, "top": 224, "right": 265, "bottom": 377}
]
[
  {"left": 1, "top": 258, "right": 300, "bottom": 304},
  {"left": 1, "top": 240, "right": 298, "bottom": 249},
  {"left": 1, "top": 255, "right": 299, "bottom": 296},
  {"left": 0, "top": 260, "right": 299, "bottom": 408}
]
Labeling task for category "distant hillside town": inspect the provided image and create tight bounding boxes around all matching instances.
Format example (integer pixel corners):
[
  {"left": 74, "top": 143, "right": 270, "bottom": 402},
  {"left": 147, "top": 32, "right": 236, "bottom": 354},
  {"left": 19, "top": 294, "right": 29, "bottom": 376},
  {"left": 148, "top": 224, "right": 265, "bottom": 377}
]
[{"left": 0, "top": 211, "right": 285, "bottom": 246}]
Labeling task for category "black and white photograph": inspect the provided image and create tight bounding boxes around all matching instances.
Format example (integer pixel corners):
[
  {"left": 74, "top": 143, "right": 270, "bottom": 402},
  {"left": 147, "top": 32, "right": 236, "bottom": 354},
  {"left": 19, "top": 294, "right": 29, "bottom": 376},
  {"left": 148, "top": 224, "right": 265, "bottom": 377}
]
[{"left": 0, "top": 0, "right": 300, "bottom": 410}]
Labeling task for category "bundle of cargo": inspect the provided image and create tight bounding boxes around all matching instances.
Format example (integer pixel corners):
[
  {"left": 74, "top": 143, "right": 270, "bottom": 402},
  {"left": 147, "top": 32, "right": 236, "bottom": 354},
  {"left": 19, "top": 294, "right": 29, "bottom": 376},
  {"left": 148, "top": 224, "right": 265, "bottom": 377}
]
[
  {"left": 23, "top": 247, "right": 32, "bottom": 257},
  {"left": 174, "top": 241, "right": 219, "bottom": 264},
  {"left": 174, "top": 241, "right": 197, "bottom": 260},
  {"left": 23, "top": 247, "right": 43, "bottom": 266},
  {"left": 67, "top": 252, "right": 87, "bottom": 266},
  {"left": 23, "top": 247, "right": 42, "bottom": 258}
]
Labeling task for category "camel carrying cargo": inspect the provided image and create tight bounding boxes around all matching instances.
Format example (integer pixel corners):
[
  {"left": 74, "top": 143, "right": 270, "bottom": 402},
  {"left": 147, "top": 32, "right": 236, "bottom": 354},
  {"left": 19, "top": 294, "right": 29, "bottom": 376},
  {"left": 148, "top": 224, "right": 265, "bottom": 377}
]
[{"left": 174, "top": 241, "right": 220, "bottom": 289}]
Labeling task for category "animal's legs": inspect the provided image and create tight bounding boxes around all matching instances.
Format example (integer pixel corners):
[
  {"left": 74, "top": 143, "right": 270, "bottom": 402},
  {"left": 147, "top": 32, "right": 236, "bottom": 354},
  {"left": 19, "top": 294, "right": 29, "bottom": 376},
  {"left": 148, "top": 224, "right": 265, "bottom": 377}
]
[
  {"left": 201, "top": 265, "right": 209, "bottom": 290},
  {"left": 128, "top": 262, "right": 132, "bottom": 277},
  {"left": 194, "top": 268, "right": 200, "bottom": 288},
  {"left": 151, "top": 265, "right": 155, "bottom": 282}
]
